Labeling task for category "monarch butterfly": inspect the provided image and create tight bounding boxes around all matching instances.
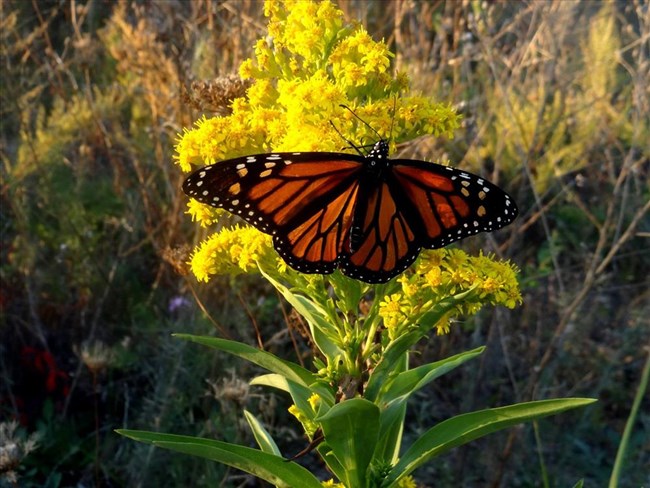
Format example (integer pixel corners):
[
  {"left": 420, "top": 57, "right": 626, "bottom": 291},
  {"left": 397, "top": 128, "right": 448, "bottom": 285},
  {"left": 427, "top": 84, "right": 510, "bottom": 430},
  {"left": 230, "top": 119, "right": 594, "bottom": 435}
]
[{"left": 183, "top": 127, "right": 517, "bottom": 283}]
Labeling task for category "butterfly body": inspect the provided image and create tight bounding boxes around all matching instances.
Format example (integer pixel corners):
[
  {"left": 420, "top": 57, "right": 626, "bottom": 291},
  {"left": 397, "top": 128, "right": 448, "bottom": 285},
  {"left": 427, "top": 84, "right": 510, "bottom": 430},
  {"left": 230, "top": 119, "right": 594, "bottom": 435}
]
[{"left": 183, "top": 140, "right": 517, "bottom": 283}]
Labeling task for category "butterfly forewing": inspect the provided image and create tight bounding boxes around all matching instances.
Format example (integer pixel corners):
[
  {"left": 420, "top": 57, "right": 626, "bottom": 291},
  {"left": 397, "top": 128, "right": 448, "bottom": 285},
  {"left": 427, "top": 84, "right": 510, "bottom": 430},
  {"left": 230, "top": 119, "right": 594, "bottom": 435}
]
[{"left": 183, "top": 152, "right": 365, "bottom": 274}]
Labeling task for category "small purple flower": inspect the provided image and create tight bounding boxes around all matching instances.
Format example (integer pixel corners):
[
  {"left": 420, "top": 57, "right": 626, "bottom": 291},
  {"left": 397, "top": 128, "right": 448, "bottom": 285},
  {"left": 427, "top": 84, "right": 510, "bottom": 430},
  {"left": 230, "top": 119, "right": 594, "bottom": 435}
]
[{"left": 168, "top": 296, "right": 191, "bottom": 313}]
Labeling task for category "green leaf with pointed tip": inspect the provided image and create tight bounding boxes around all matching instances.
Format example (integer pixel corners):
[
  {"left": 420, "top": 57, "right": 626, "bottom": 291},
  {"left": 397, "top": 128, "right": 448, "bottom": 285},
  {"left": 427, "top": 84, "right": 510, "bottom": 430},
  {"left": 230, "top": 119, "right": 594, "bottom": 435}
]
[
  {"left": 381, "top": 347, "right": 485, "bottom": 403},
  {"left": 384, "top": 398, "right": 597, "bottom": 486},
  {"left": 365, "top": 331, "right": 421, "bottom": 401},
  {"left": 251, "top": 373, "right": 335, "bottom": 412},
  {"left": 244, "top": 410, "right": 281, "bottom": 456},
  {"left": 318, "top": 399, "right": 380, "bottom": 488},
  {"left": 375, "top": 398, "right": 406, "bottom": 464},
  {"left": 117, "top": 429, "right": 321, "bottom": 488},
  {"left": 173, "top": 334, "right": 315, "bottom": 387},
  {"left": 260, "top": 270, "right": 342, "bottom": 359}
]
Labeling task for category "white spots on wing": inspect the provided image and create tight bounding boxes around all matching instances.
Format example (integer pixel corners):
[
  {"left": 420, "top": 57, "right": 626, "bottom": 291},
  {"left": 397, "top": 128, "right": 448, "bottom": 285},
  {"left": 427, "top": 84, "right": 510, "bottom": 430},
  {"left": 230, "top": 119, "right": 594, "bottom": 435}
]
[
  {"left": 199, "top": 171, "right": 206, "bottom": 178},
  {"left": 236, "top": 164, "right": 246, "bottom": 170},
  {"left": 231, "top": 199, "right": 239, "bottom": 206},
  {"left": 196, "top": 180, "right": 203, "bottom": 187},
  {"left": 246, "top": 156, "right": 257, "bottom": 163},
  {"left": 459, "top": 173, "right": 471, "bottom": 179},
  {"left": 266, "top": 154, "right": 281, "bottom": 161}
]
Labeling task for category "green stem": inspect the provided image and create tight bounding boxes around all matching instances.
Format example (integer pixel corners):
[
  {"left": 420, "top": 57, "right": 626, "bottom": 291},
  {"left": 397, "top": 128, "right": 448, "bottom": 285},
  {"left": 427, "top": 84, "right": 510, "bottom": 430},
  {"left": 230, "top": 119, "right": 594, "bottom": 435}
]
[{"left": 608, "top": 348, "right": 650, "bottom": 488}]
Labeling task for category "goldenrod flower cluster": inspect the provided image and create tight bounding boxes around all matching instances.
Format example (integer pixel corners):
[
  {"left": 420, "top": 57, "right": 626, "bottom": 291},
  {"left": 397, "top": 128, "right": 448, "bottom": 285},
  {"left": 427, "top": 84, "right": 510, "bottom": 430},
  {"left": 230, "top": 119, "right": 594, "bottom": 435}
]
[
  {"left": 189, "top": 225, "right": 277, "bottom": 281},
  {"left": 177, "top": 0, "right": 460, "bottom": 235},
  {"left": 379, "top": 249, "right": 522, "bottom": 337}
]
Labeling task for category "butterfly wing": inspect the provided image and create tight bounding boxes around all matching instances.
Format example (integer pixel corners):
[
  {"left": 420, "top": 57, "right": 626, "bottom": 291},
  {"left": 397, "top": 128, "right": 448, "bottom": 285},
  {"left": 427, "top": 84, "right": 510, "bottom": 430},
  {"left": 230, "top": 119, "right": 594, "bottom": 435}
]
[
  {"left": 340, "top": 160, "right": 518, "bottom": 282},
  {"left": 183, "top": 152, "right": 365, "bottom": 274},
  {"left": 340, "top": 174, "right": 421, "bottom": 283},
  {"left": 391, "top": 160, "right": 518, "bottom": 246}
]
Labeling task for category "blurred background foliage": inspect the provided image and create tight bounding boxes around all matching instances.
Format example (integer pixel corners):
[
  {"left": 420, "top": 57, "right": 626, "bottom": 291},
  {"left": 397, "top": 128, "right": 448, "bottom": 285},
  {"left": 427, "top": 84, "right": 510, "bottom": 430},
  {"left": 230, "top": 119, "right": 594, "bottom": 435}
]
[{"left": 0, "top": 0, "right": 648, "bottom": 486}]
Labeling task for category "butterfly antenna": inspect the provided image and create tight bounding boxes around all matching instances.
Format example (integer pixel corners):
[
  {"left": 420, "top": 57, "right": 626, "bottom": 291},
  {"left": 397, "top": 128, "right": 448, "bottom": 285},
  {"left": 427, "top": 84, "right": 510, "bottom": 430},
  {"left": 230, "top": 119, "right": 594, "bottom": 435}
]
[
  {"left": 339, "top": 104, "right": 384, "bottom": 141},
  {"left": 389, "top": 96, "right": 397, "bottom": 143},
  {"left": 329, "top": 120, "right": 364, "bottom": 155}
]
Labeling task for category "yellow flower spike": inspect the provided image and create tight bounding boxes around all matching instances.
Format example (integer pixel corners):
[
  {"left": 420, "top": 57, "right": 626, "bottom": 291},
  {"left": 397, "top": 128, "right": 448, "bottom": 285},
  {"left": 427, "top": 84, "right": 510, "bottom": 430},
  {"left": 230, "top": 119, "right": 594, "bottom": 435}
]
[
  {"left": 308, "top": 393, "right": 321, "bottom": 412},
  {"left": 288, "top": 403, "right": 318, "bottom": 437}
]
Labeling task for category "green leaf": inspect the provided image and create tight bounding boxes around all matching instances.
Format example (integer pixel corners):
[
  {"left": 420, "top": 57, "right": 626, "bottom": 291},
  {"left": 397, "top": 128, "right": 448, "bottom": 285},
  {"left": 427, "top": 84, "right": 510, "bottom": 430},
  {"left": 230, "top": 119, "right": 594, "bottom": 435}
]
[
  {"left": 261, "top": 270, "right": 342, "bottom": 359},
  {"left": 117, "top": 429, "right": 322, "bottom": 488},
  {"left": 244, "top": 410, "right": 281, "bottom": 456},
  {"left": 385, "top": 398, "right": 597, "bottom": 486},
  {"left": 415, "top": 289, "right": 474, "bottom": 332},
  {"left": 252, "top": 373, "right": 335, "bottom": 410},
  {"left": 375, "top": 398, "right": 406, "bottom": 464},
  {"left": 365, "top": 331, "right": 422, "bottom": 401},
  {"left": 173, "top": 334, "right": 315, "bottom": 387},
  {"left": 381, "top": 347, "right": 485, "bottom": 403},
  {"left": 318, "top": 398, "right": 380, "bottom": 488}
]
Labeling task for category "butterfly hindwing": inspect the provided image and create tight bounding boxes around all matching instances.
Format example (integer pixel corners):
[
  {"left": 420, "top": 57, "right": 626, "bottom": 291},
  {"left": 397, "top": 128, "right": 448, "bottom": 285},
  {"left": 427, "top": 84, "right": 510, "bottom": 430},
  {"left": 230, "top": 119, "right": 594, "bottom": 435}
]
[
  {"left": 341, "top": 175, "right": 420, "bottom": 283},
  {"left": 391, "top": 160, "right": 518, "bottom": 249}
]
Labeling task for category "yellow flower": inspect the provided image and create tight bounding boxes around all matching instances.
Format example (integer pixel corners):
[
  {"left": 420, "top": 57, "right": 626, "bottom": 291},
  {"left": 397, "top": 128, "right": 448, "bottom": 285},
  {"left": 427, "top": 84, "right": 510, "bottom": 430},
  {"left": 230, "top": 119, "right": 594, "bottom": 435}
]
[
  {"left": 288, "top": 404, "right": 318, "bottom": 437},
  {"left": 435, "top": 315, "right": 451, "bottom": 336},
  {"left": 308, "top": 393, "right": 321, "bottom": 412},
  {"left": 186, "top": 199, "right": 219, "bottom": 227},
  {"left": 321, "top": 480, "right": 345, "bottom": 488},
  {"left": 189, "top": 226, "right": 274, "bottom": 281},
  {"left": 424, "top": 266, "right": 442, "bottom": 288},
  {"left": 396, "top": 475, "right": 418, "bottom": 488}
]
